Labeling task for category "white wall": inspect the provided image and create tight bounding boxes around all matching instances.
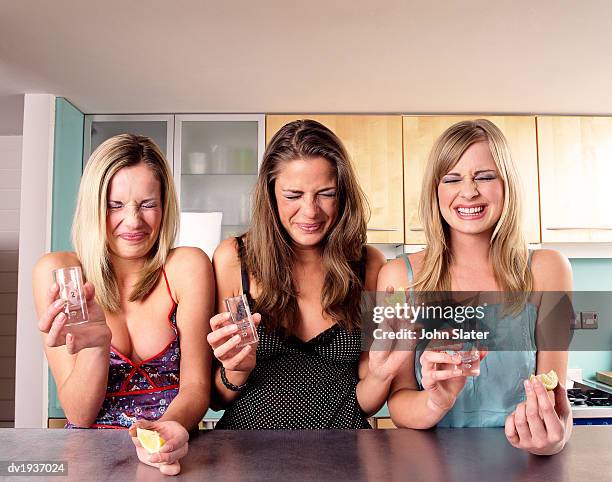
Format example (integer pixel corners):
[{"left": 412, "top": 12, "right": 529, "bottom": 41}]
[
  {"left": 0, "top": 135, "right": 22, "bottom": 427},
  {"left": 14, "top": 94, "right": 55, "bottom": 428},
  {"left": 0, "top": 95, "right": 24, "bottom": 136}
]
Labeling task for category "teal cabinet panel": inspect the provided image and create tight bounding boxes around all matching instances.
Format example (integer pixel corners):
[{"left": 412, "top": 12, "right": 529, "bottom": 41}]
[{"left": 49, "top": 98, "right": 84, "bottom": 419}]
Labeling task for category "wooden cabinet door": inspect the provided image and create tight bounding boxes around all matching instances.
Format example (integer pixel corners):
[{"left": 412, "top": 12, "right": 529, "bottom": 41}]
[
  {"left": 266, "top": 116, "right": 404, "bottom": 243},
  {"left": 538, "top": 116, "right": 612, "bottom": 242},
  {"left": 403, "top": 116, "right": 540, "bottom": 244}
]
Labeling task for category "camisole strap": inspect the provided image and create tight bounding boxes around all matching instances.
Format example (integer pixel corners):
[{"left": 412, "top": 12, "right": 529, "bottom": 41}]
[
  {"left": 162, "top": 268, "right": 177, "bottom": 305},
  {"left": 400, "top": 253, "right": 417, "bottom": 304},
  {"left": 401, "top": 253, "right": 414, "bottom": 284},
  {"left": 235, "top": 237, "right": 253, "bottom": 307}
]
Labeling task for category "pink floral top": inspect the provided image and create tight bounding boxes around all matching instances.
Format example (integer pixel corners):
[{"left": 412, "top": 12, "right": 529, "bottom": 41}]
[{"left": 66, "top": 270, "right": 180, "bottom": 429}]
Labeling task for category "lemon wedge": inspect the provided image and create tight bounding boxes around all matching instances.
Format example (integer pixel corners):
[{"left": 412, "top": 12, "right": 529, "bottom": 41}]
[
  {"left": 530, "top": 370, "right": 559, "bottom": 390},
  {"left": 136, "top": 427, "right": 166, "bottom": 454}
]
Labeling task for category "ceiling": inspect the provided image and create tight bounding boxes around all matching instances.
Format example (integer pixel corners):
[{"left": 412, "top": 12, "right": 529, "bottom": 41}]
[{"left": 1, "top": 0, "right": 612, "bottom": 114}]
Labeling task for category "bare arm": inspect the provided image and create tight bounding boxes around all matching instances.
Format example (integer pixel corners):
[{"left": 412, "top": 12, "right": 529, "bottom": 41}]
[
  {"left": 378, "top": 257, "right": 463, "bottom": 428},
  {"left": 356, "top": 246, "right": 407, "bottom": 416},
  {"left": 208, "top": 238, "right": 258, "bottom": 408},
  {"left": 33, "top": 252, "right": 111, "bottom": 427},
  {"left": 158, "top": 247, "right": 214, "bottom": 430}
]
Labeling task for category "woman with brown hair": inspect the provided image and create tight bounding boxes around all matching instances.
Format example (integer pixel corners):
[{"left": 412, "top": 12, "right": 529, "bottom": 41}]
[
  {"left": 33, "top": 134, "right": 214, "bottom": 474},
  {"left": 379, "top": 119, "right": 573, "bottom": 455},
  {"left": 207, "top": 119, "right": 405, "bottom": 428}
]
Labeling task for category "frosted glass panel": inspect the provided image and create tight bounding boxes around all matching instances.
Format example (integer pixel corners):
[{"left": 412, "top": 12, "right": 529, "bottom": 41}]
[
  {"left": 87, "top": 120, "right": 169, "bottom": 158},
  {"left": 179, "top": 120, "right": 259, "bottom": 239}
]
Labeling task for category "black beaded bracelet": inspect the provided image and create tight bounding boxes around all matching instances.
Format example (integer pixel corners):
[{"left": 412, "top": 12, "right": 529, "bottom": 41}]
[{"left": 220, "top": 366, "right": 247, "bottom": 392}]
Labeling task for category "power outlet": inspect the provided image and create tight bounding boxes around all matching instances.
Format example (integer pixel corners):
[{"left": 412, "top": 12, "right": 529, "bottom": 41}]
[
  {"left": 570, "top": 312, "right": 582, "bottom": 330},
  {"left": 580, "top": 311, "right": 599, "bottom": 329}
]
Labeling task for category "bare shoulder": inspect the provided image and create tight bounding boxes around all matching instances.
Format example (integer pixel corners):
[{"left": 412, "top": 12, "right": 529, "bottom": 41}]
[
  {"left": 165, "top": 247, "right": 214, "bottom": 296},
  {"left": 212, "top": 237, "right": 241, "bottom": 271},
  {"left": 364, "top": 245, "right": 386, "bottom": 291},
  {"left": 33, "top": 251, "right": 80, "bottom": 277},
  {"left": 166, "top": 246, "right": 212, "bottom": 271},
  {"left": 531, "top": 249, "right": 573, "bottom": 291},
  {"left": 365, "top": 245, "right": 386, "bottom": 272},
  {"left": 377, "top": 250, "right": 425, "bottom": 290}
]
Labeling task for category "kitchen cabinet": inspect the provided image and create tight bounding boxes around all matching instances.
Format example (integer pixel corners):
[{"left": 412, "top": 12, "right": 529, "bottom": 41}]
[
  {"left": 174, "top": 115, "right": 265, "bottom": 252},
  {"left": 537, "top": 116, "right": 612, "bottom": 243},
  {"left": 265, "top": 115, "right": 404, "bottom": 244},
  {"left": 403, "top": 116, "right": 541, "bottom": 244},
  {"left": 83, "top": 115, "right": 174, "bottom": 164}
]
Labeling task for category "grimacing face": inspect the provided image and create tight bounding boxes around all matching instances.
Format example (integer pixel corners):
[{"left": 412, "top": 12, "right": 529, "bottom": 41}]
[
  {"left": 105, "top": 163, "right": 163, "bottom": 260},
  {"left": 273, "top": 156, "right": 339, "bottom": 249},
  {"left": 437, "top": 141, "right": 504, "bottom": 237}
]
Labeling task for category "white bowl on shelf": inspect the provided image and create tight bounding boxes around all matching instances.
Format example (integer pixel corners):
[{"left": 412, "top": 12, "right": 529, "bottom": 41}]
[{"left": 187, "top": 152, "right": 209, "bottom": 174}]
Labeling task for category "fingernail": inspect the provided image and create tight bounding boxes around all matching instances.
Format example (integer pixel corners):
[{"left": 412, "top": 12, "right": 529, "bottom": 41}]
[
  {"left": 524, "top": 380, "right": 532, "bottom": 391},
  {"left": 54, "top": 299, "right": 65, "bottom": 307}
]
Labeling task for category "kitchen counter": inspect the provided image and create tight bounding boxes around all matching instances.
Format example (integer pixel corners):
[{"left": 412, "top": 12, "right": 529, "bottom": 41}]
[{"left": 1, "top": 427, "right": 610, "bottom": 481}]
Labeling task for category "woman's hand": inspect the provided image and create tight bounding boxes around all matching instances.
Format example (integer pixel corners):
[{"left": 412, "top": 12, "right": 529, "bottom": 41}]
[
  {"left": 129, "top": 420, "right": 189, "bottom": 476},
  {"left": 38, "top": 282, "right": 111, "bottom": 354},
  {"left": 505, "top": 377, "right": 572, "bottom": 455},
  {"left": 207, "top": 311, "right": 260, "bottom": 378},
  {"left": 420, "top": 349, "right": 469, "bottom": 413}
]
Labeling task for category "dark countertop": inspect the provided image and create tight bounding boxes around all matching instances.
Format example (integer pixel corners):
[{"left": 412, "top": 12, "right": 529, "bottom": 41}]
[{"left": 1, "top": 427, "right": 610, "bottom": 481}]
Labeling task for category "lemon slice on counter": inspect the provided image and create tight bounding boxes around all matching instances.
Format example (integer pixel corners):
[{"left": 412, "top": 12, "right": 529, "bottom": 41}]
[
  {"left": 137, "top": 427, "right": 166, "bottom": 454},
  {"left": 530, "top": 370, "right": 559, "bottom": 390}
]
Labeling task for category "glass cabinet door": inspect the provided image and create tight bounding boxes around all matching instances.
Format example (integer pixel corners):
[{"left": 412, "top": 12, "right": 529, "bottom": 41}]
[
  {"left": 174, "top": 115, "right": 264, "bottom": 257},
  {"left": 83, "top": 115, "right": 174, "bottom": 165}
]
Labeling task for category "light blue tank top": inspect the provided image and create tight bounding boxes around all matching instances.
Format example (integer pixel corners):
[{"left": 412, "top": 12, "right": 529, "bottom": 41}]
[{"left": 403, "top": 253, "right": 537, "bottom": 427}]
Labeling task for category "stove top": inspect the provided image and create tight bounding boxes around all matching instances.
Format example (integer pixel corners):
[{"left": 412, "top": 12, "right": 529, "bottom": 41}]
[
  {"left": 568, "top": 380, "right": 612, "bottom": 421},
  {"left": 568, "top": 381, "right": 612, "bottom": 407}
]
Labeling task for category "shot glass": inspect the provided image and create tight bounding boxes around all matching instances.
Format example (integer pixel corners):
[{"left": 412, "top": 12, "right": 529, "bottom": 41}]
[
  {"left": 53, "top": 266, "right": 89, "bottom": 326},
  {"left": 225, "top": 294, "right": 259, "bottom": 348},
  {"left": 459, "top": 346, "right": 481, "bottom": 376}
]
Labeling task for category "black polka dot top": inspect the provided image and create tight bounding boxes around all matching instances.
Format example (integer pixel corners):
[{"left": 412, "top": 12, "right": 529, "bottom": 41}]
[{"left": 215, "top": 238, "right": 370, "bottom": 430}]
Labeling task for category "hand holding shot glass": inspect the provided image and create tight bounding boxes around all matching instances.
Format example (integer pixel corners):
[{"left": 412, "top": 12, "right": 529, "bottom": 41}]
[
  {"left": 53, "top": 266, "right": 89, "bottom": 325},
  {"left": 37, "top": 266, "right": 110, "bottom": 353},
  {"left": 224, "top": 294, "right": 259, "bottom": 347}
]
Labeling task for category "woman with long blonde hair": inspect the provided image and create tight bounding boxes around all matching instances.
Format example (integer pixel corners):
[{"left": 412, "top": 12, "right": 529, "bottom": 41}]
[
  {"left": 33, "top": 134, "right": 214, "bottom": 474},
  {"left": 207, "top": 119, "right": 406, "bottom": 428},
  {"left": 379, "top": 119, "right": 573, "bottom": 455}
]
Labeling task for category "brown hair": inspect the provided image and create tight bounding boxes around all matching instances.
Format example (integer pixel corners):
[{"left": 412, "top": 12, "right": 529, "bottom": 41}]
[
  {"left": 244, "top": 119, "right": 369, "bottom": 334},
  {"left": 414, "top": 119, "right": 532, "bottom": 313},
  {"left": 73, "top": 134, "right": 179, "bottom": 312}
]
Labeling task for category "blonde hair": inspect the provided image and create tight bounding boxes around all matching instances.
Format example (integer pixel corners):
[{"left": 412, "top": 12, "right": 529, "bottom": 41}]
[
  {"left": 245, "top": 119, "right": 369, "bottom": 334},
  {"left": 414, "top": 119, "right": 532, "bottom": 312},
  {"left": 72, "top": 134, "right": 179, "bottom": 312}
]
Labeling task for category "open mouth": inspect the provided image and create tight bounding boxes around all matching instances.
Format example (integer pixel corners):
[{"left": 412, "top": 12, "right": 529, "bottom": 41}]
[{"left": 455, "top": 205, "right": 486, "bottom": 220}]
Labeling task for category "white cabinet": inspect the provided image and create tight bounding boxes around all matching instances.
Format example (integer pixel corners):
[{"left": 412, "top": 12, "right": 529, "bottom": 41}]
[
  {"left": 174, "top": 115, "right": 265, "bottom": 256},
  {"left": 83, "top": 115, "right": 174, "bottom": 164}
]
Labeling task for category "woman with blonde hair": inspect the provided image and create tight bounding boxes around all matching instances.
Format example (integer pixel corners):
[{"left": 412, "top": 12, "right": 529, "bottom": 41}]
[
  {"left": 207, "top": 119, "right": 406, "bottom": 428},
  {"left": 379, "top": 119, "right": 573, "bottom": 455},
  {"left": 33, "top": 134, "right": 214, "bottom": 474}
]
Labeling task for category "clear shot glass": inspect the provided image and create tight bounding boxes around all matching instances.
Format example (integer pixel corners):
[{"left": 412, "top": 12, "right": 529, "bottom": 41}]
[
  {"left": 459, "top": 346, "right": 481, "bottom": 376},
  {"left": 53, "top": 266, "right": 89, "bottom": 326},
  {"left": 225, "top": 294, "right": 259, "bottom": 348}
]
